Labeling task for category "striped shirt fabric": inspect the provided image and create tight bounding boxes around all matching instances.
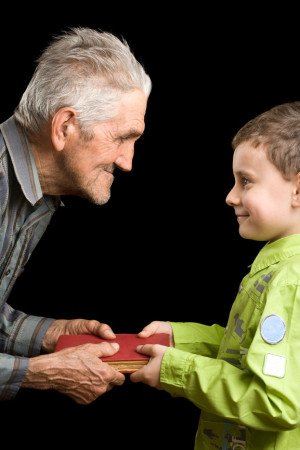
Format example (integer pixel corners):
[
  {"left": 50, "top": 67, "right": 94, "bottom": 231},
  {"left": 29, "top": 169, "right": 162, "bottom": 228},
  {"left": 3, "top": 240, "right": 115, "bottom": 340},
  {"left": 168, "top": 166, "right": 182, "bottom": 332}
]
[{"left": 0, "top": 116, "right": 59, "bottom": 400}]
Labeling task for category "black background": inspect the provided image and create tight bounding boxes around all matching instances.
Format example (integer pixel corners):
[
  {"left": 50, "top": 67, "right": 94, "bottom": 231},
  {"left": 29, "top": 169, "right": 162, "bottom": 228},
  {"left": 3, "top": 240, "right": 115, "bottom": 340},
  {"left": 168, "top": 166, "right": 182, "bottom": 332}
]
[{"left": 1, "top": 5, "right": 300, "bottom": 449}]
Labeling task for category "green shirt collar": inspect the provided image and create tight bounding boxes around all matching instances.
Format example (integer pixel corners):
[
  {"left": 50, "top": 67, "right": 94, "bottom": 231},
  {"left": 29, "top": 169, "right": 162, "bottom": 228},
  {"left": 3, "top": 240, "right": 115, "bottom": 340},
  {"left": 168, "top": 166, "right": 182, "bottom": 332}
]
[{"left": 250, "top": 234, "right": 300, "bottom": 275}]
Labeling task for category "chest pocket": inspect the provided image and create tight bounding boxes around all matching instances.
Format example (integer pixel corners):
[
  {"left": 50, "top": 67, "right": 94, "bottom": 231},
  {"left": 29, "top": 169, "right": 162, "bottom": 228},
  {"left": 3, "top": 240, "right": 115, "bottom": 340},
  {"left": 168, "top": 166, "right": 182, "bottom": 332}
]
[
  {"left": 225, "top": 289, "right": 250, "bottom": 345},
  {"left": 219, "top": 283, "right": 266, "bottom": 364},
  {"left": 222, "top": 275, "right": 273, "bottom": 362}
]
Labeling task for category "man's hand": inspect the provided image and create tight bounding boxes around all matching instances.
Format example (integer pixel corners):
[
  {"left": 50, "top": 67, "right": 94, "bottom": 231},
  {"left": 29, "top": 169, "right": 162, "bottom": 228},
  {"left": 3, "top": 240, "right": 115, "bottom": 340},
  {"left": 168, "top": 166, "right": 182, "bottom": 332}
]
[
  {"left": 130, "top": 344, "right": 168, "bottom": 388},
  {"left": 42, "top": 319, "right": 116, "bottom": 353},
  {"left": 138, "top": 321, "right": 174, "bottom": 346},
  {"left": 23, "top": 342, "right": 125, "bottom": 404}
]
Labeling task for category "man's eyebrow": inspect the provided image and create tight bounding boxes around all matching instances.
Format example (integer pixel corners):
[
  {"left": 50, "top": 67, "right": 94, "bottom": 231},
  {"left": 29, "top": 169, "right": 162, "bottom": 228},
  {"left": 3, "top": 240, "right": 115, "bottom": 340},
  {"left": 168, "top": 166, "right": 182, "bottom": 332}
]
[{"left": 119, "top": 128, "right": 144, "bottom": 139}]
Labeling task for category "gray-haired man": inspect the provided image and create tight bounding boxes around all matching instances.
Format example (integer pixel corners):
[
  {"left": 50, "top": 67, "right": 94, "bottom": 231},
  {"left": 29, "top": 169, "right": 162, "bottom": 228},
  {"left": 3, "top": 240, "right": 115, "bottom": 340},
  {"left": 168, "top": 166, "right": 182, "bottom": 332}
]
[{"left": 0, "top": 27, "right": 151, "bottom": 403}]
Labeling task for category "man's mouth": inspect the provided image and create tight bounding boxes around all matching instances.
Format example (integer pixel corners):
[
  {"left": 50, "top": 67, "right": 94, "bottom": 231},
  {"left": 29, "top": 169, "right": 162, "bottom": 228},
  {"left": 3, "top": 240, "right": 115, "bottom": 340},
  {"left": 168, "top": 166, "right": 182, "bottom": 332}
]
[{"left": 101, "top": 164, "right": 115, "bottom": 175}]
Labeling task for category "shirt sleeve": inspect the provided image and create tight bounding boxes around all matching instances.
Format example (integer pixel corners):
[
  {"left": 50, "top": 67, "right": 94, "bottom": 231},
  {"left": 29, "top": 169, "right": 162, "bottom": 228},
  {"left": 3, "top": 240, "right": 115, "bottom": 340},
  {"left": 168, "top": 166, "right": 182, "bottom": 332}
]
[
  {"left": 0, "top": 303, "right": 54, "bottom": 357},
  {"left": 171, "top": 322, "right": 225, "bottom": 358},
  {"left": 160, "top": 283, "right": 300, "bottom": 432},
  {"left": 0, "top": 353, "right": 29, "bottom": 400}
]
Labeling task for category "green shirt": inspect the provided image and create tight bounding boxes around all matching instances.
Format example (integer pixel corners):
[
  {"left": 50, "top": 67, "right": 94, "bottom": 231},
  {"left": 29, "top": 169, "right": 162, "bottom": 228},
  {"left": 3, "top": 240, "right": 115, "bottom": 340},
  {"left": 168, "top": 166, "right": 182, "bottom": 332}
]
[{"left": 160, "top": 234, "right": 300, "bottom": 449}]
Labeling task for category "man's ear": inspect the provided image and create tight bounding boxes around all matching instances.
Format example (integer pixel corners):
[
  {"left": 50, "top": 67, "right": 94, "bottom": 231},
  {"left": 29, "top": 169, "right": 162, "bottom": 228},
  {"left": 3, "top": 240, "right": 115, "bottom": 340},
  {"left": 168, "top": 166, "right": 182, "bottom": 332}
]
[
  {"left": 291, "top": 173, "right": 300, "bottom": 207},
  {"left": 51, "top": 108, "right": 77, "bottom": 151}
]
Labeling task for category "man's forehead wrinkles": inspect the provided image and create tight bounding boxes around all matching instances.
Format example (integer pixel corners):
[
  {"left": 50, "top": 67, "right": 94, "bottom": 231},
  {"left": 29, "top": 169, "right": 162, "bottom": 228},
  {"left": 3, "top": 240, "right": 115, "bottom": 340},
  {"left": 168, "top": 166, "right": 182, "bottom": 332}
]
[{"left": 112, "top": 123, "right": 145, "bottom": 136}]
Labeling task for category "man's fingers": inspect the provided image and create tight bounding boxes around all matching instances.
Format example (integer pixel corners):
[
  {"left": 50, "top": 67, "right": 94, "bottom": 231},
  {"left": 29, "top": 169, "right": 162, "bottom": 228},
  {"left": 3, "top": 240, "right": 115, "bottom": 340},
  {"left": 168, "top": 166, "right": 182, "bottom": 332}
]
[
  {"left": 110, "top": 371, "right": 125, "bottom": 386},
  {"left": 82, "top": 320, "right": 116, "bottom": 339},
  {"left": 138, "top": 321, "right": 159, "bottom": 337},
  {"left": 96, "top": 322, "right": 116, "bottom": 339},
  {"left": 84, "top": 342, "right": 119, "bottom": 357}
]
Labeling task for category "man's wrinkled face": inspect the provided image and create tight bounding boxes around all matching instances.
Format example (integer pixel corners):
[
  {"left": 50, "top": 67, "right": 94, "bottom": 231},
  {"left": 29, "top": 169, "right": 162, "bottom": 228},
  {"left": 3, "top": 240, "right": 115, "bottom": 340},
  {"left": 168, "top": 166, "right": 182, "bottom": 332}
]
[{"left": 59, "top": 89, "right": 147, "bottom": 205}]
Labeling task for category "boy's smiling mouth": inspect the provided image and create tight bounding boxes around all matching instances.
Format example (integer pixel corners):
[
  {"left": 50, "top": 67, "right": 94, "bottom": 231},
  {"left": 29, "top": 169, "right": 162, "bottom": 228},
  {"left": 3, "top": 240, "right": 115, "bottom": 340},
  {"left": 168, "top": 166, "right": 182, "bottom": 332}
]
[{"left": 235, "top": 213, "right": 250, "bottom": 222}]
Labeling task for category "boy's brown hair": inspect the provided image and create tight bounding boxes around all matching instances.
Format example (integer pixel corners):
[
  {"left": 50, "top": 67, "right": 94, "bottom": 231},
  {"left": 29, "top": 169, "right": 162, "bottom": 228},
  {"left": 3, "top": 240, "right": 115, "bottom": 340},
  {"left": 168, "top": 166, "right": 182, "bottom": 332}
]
[{"left": 232, "top": 102, "right": 300, "bottom": 179}]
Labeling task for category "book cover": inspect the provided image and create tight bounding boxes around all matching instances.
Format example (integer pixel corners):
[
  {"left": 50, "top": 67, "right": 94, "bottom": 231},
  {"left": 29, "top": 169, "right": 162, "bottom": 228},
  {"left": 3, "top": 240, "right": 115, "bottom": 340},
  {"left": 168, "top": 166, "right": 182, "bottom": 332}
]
[{"left": 55, "top": 333, "right": 171, "bottom": 373}]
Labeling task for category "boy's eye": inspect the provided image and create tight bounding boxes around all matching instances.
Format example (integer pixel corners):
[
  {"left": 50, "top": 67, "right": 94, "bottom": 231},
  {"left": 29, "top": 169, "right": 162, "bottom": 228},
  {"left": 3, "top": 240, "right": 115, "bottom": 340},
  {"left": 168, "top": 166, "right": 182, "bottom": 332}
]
[{"left": 241, "top": 177, "right": 250, "bottom": 186}]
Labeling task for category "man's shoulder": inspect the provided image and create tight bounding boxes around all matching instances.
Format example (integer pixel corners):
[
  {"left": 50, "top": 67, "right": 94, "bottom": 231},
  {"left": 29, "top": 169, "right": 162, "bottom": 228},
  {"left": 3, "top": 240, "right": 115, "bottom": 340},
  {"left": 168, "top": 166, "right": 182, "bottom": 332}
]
[
  {"left": 0, "top": 134, "right": 10, "bottom": 221},
  {"left": 0, "top": 133, "right": 6, "bottom": 159}
]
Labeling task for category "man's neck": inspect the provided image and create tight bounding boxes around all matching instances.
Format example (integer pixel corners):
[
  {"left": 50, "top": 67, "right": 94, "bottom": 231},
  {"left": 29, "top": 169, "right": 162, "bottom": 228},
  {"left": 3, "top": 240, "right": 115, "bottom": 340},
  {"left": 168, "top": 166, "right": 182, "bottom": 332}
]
[{"left": 30, "top": 139, "right": 75, "bottom": 196}]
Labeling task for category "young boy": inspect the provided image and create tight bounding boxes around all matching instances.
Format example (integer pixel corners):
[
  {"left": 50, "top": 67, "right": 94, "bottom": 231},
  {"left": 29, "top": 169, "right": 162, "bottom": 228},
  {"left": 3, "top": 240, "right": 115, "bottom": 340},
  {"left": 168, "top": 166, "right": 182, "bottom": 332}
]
[{"left": 131, "top": 102, "right": 300, "bottom": 449}]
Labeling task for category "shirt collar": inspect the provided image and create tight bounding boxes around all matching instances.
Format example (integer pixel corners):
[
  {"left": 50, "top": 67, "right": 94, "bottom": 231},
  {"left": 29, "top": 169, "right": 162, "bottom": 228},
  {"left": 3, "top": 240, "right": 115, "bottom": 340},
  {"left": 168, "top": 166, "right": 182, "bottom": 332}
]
[
  {"left": 0, "top": 115, "right": 43, "bottom": 206},
  {"left": 250, "top": 234, "right": 300, "bottom": 275}
]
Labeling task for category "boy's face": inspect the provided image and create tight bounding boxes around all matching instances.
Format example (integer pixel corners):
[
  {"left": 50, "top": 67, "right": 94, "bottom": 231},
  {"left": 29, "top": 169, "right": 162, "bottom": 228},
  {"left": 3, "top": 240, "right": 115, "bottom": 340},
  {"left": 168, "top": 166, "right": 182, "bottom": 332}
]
[{"left": 226, "top": 141, "right": 300, "bottom": 241}]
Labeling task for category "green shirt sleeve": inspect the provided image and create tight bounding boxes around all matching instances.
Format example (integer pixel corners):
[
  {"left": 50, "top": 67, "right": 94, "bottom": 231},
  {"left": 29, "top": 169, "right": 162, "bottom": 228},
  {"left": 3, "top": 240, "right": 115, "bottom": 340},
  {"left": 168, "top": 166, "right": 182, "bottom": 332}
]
[
  {"left": 171, "top": 322, "right": 225, "bottom": 358},
  {"left": 161, "top": 283, "right": 300, "bottom": 432}
]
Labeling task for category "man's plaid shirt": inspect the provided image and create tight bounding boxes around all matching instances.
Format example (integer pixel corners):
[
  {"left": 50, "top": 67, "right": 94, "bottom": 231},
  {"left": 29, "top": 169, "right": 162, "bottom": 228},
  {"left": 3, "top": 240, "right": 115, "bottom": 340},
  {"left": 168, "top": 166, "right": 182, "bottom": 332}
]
[{"left": 0, "top": 116, "right": 58, "bottom": 400}]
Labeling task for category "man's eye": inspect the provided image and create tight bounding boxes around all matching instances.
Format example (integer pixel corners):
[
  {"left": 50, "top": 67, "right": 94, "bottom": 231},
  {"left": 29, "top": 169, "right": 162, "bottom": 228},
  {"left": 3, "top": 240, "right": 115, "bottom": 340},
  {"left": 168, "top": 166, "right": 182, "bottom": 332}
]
[{"left": 118, "top": 137, "right": 129, "bottom": 145}]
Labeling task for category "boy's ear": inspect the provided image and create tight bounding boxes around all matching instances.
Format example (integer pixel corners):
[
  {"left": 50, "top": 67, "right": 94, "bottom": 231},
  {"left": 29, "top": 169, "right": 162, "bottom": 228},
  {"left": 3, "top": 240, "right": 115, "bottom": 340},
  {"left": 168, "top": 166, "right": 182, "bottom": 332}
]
[{"left": 291, "top": 173, "right": 300, "bottom": 207}]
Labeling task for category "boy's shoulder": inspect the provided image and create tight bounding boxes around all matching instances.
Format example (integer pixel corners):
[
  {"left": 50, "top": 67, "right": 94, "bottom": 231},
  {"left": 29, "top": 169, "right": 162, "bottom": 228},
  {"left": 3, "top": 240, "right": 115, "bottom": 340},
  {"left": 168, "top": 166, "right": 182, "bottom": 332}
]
[{"left": 268, "top": 253, "right": 300, "bottom": 287}]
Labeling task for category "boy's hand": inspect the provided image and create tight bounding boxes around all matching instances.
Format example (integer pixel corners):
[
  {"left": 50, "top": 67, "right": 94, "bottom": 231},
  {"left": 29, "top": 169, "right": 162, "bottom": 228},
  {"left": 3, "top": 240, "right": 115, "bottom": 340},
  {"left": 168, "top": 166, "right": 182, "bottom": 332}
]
[
  {"left": 130, "top": 344, "right": 168, "bottom": 388},
  {"left": 138, "top": 321, "right": 174, "bottom": 346}
]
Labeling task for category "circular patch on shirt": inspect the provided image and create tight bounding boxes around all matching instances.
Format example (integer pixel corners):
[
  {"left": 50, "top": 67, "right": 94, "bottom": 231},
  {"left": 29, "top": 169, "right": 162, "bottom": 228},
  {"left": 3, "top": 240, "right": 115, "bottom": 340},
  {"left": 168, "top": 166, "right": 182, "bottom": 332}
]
[{"left": 260, "top": 315, "right": 286, "bottom": 344}]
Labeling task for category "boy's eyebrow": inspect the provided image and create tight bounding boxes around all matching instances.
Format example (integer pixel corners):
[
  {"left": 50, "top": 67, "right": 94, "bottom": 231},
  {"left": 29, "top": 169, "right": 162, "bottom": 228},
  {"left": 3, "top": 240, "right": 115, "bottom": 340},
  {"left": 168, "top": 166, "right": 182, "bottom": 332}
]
[{"left": 234, "top": 170, "right": 256, "bottom": 177}]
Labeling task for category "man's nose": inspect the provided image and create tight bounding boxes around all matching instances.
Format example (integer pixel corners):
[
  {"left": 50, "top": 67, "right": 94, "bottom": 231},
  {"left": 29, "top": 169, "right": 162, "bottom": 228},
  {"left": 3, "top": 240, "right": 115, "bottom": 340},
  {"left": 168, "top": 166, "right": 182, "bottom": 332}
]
[
  {"left": 115, "top": 146, "right": 134, "bottom": 172},
  {"left": 225, "top": 185, "right": 240, "bottom": 207}
]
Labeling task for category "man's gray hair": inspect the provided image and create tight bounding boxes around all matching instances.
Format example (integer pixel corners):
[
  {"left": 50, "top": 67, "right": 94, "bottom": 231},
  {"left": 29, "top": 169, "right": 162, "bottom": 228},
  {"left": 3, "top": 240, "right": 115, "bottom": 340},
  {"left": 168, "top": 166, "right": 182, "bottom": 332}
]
[{"left": 15, "top": 27, "right": 152, "bottom": 135}]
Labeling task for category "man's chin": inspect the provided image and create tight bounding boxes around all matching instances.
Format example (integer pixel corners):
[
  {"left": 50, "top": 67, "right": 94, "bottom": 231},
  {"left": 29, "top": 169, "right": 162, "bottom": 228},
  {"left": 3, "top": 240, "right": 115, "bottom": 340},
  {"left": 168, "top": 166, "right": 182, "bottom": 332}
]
[
  {"left": 93, "top": 193, "right": 111, "bottom": 206},
  {"left": 84, "top": 189, "right": 111, "bottom": 206}
]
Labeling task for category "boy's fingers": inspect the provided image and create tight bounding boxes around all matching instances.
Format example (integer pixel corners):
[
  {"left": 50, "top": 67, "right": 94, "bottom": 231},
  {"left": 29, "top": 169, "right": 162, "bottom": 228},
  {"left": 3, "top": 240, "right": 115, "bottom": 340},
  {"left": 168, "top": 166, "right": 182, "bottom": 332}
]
[
  {"left": 138, "top": 321, "right": 158, "bottom": 337},
  {"left": 136, "top": 344, "right": 155, "bottom": 356},
  {"left": 130, "top": 368, "right": 145, "bottom": 383},
  {"left": 138, "top": 330, "right": 150, "bottom": 337}
]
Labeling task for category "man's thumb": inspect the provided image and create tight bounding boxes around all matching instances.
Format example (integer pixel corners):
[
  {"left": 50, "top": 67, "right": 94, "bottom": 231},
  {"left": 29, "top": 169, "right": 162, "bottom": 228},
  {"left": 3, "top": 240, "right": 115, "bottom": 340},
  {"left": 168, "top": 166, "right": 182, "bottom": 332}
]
[{"left": 86, "top": 342, "right": 119, "bottom": 357}]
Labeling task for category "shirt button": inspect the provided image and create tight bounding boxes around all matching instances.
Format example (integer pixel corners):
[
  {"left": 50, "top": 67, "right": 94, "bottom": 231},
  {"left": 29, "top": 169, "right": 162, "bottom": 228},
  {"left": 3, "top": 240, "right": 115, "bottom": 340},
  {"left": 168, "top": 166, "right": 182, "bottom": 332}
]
[{"left": 5, "top": 268, "right": 11, "bottom": 276}]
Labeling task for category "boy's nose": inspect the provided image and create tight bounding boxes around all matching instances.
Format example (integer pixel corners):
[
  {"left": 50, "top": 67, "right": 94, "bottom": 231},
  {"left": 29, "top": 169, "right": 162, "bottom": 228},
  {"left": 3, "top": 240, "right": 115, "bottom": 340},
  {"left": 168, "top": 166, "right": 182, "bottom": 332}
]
[{"left": 226, "top": 186, "right": 241, "bottom": 207}]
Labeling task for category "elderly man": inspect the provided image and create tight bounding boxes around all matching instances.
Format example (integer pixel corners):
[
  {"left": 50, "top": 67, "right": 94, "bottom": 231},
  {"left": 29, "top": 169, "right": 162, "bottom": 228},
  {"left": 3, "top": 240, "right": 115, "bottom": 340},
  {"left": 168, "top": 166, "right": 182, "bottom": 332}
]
[{"left": 0, "top": 27, "right": 151, "bottom": 403}]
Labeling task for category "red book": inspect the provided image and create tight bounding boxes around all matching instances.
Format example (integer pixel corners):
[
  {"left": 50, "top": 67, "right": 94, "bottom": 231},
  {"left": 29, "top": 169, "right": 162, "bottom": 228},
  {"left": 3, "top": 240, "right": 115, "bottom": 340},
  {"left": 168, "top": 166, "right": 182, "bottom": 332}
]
[{"left": 55, "top": 333, "right": 171, "bottom": 373}]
